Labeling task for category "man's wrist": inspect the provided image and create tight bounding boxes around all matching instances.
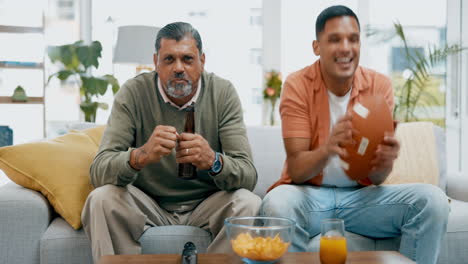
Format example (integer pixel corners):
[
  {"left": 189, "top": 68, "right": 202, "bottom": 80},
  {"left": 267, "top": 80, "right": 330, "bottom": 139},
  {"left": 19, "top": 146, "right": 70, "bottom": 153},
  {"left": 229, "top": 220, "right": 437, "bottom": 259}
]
[
  {"left": 319, "top": 145, "right": 331, "bottom": 160},
  {"left": 368, "top": 167, "right": 392, "bottom": 185},
  {"left": 209, "top": 152, "right": 223, "bottom": 175},
  {"left": 130, "top": 148, "right": 147, "bottom": 171}
]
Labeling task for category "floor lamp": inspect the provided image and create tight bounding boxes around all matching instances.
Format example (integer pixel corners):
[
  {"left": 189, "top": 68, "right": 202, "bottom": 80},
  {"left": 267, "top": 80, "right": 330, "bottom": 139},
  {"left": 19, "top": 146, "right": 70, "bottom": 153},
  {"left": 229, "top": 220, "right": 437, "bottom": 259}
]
[{"left": 113, "top": 25, "right": 160, "bottom": 74}]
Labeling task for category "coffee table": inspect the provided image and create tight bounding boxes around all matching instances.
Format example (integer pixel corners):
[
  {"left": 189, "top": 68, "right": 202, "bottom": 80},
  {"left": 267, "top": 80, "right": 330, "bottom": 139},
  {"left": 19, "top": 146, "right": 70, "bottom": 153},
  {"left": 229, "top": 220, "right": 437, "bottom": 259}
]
[{"left": 99, "top": 251, "right": 415, "bottom": 264}]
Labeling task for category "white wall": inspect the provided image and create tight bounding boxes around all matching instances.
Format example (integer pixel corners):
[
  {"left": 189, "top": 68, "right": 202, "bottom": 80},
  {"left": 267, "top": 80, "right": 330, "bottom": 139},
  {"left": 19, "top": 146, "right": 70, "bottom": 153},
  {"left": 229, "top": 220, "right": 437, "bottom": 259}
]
[{"left": 280, "top": 0, "right": 359, "bottom": 78}]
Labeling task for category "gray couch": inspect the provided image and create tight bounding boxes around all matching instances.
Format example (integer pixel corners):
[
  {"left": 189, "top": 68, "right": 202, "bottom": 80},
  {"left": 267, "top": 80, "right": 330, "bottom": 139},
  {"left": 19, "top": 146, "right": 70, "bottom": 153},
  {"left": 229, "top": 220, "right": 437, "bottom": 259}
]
[{"left": 1, "top": 126, "right": 467, "bottom": 264}]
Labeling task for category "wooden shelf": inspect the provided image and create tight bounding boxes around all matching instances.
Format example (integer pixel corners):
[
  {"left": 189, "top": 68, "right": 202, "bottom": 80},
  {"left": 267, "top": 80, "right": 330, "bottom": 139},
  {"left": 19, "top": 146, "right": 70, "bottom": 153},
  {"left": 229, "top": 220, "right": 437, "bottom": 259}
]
[
  {"left": 0, "top": 61, "right": 44, "bottom": 69},
  {"left": 0, "top": 96, "right": 44, "bottom": 104},
  {"left": 1, "top": 18, "right": 46, "bottom": 138},
  {"left": 0, "top": 25, "right": 43, "bottom": 33}
]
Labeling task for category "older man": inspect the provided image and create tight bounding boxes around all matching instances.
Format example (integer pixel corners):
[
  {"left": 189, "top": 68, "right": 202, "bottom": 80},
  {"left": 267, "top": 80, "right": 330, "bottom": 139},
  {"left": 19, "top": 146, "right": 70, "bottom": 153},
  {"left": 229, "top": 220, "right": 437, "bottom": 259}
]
[{"left": 81, "top": 22, "right": 260, "bottom": 263}]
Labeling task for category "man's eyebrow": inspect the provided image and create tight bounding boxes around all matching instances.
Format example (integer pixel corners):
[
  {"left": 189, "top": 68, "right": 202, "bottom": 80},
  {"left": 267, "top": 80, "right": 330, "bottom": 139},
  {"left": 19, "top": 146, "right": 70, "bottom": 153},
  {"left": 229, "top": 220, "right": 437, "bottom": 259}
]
[
  {"left": 327, "top": 33, "right": 340, "bottom": 38},
  {"left": 326, "top": 32, "right": 359, "bottom": 37}
]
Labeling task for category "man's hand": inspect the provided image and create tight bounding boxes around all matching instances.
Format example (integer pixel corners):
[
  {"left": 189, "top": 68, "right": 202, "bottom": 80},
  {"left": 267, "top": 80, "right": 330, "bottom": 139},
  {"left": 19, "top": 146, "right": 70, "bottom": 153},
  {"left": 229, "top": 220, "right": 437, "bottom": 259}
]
[
  {"left": 130, "top": 125, "right": 178, "bottom": 170},
  {"left": 368, "top": 132, "right": 400, "bottom": 184},
  {"left": 176, "top": 133, "right": 215, "bottom": 171},
  {"left": 324, "top": 114, "right": 354, "bottom": 158}
]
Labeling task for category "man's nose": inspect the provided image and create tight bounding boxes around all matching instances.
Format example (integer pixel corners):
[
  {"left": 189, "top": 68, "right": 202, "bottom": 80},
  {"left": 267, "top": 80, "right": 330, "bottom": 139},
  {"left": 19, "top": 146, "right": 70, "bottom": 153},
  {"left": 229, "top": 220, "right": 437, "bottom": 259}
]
[
  {"left": 339, "top": 39, "right": 351, "bottom": 53},
  {"left": 174, "top": 59, "right": 184, "bottom": 74}
]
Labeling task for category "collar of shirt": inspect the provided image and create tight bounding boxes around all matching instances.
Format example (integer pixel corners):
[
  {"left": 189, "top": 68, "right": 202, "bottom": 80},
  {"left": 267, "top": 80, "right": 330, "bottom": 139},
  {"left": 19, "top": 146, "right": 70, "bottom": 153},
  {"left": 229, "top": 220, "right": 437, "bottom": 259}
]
[{"left": 157, "top": 77, "right": 201, "bottom": 111}]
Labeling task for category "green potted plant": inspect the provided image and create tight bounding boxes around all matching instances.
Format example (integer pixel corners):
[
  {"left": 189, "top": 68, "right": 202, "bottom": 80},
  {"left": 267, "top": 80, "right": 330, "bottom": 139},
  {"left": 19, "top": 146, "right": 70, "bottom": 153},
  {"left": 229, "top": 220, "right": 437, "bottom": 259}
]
[{"left": 47, "top": 40, "right": 120, "bottom": 122}]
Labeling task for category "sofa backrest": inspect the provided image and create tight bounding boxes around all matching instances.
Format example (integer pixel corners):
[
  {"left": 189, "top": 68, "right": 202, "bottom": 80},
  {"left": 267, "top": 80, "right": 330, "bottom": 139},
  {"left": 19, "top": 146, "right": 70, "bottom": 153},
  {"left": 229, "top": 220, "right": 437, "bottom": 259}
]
[
  {"left": 246, "top": 126, "right": 285, "bottom": 198},
  {"left": 434, "top": 126, "right": 447, "bottom": 192}
]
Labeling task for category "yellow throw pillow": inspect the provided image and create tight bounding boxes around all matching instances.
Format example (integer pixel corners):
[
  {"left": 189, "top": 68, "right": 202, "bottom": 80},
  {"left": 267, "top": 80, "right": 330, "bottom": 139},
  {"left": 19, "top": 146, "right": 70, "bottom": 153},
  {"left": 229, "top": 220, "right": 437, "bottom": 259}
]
[
  {"left": 383, "top": 122, "right": 439, "bottom": 186},
  {"left": 0, "top": 126, "right": 105, "bottom": 229}
]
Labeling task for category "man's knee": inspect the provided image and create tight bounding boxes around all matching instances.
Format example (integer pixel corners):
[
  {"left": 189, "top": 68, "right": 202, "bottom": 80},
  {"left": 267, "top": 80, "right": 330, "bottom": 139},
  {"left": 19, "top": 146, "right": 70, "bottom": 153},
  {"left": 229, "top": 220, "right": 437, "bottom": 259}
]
[
  {"left": 260, "top": 185, "right": 304, "bottom": 218},
  {"left": 87, "top": 184, "right": 123, "bottom": 205},
  {"left": 82, "top": 184, "right": 124, "bottom": 223},
  {"left": 231, "top": 188, "right": 262, "bottom": 215},
  {"left": 412, "top": 184, "right": 449, "bottom": 222}
]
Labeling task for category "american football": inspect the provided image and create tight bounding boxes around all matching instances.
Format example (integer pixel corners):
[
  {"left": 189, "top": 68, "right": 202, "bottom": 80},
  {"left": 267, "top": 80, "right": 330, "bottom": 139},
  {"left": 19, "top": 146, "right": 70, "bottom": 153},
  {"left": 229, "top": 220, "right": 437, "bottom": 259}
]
[{"left": 341, "top": 95, "right": 394, "bottom": 181}]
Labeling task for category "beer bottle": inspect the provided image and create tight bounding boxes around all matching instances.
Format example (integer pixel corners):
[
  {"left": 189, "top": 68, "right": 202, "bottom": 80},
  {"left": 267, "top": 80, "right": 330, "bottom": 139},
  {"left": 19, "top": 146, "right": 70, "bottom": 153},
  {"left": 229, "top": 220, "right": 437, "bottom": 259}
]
[{"left": 178, "top": 106, "right": 197, "bottom": 179}]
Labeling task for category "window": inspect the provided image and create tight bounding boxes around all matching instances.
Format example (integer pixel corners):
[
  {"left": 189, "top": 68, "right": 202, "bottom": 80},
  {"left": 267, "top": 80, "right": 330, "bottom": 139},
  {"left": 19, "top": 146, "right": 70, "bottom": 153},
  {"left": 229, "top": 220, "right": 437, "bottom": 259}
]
[
  {"left": 391, "top": 47, "right": 424, "bottom": 72},
  {"left": 250, "top": 8, "right": 262, "bottom": 27},
  {"left": 446, "top": 0, "right": 468, "bottom": 175},
  {"left": 250, "top": 48, "right": 262, "bottom": 65},
  {"left": 55, "top": 0, "right": 75, "bottom": 20}
]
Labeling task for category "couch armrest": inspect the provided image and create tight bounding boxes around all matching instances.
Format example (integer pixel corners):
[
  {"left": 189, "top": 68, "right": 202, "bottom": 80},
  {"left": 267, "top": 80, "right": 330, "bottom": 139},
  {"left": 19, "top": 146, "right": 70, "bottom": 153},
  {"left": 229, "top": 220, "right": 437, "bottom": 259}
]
[
  {"left": 447, "top": 172, "right": 468, "bottom": 202},
  {"left": 0, "top": 182, "right": 52, "bottom": 264}
]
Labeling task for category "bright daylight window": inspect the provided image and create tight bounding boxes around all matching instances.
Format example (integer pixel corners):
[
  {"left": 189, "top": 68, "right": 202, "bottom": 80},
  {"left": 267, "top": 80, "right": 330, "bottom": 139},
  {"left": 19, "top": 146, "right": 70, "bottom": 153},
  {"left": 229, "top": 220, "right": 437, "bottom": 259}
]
[{"left": 365, "top": 0, "right": 448, "bottom": 127}]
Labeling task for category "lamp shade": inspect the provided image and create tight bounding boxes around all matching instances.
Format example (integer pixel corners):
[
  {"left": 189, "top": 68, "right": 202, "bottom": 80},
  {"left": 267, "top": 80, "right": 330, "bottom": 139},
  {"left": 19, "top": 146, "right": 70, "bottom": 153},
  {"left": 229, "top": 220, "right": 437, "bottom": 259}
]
[{"left": 113, "top": 25, "right": 160, "bottom": 65}]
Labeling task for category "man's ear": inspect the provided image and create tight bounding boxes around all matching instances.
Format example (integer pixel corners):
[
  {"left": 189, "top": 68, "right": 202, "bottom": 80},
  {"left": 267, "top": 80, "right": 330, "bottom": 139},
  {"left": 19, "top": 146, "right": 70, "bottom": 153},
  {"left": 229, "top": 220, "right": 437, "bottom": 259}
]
[
  {"left": 153, "top": 53, "right": 158, "bottom": 72},
  {"left": 313, "top": 40, "right": 320, "bottom": 56},
  {"left": 200, "top": 53, "right": 206, "bottom": 69}
]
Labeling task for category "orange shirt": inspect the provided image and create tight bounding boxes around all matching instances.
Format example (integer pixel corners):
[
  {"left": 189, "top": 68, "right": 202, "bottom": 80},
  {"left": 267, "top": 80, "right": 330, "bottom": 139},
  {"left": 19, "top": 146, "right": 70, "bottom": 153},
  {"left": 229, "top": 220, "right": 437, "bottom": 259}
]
[{"left": 268, "top": 60, "right": 394, "bottom": 192}]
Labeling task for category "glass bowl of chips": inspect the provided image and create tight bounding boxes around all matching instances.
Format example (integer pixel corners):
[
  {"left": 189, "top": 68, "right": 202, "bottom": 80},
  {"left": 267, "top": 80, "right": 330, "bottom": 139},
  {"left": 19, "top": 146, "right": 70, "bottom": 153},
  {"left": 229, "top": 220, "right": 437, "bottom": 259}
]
[{"left": 225, "top": 216, "right": 295, "bottom": 264}]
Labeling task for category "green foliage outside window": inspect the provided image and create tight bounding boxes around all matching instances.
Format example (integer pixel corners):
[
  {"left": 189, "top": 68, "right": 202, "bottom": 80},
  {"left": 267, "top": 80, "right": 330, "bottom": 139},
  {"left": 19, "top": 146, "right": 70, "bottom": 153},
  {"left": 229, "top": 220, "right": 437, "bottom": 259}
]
[{"left": 368, "top": 22, "right": 463, "bottom": 126}]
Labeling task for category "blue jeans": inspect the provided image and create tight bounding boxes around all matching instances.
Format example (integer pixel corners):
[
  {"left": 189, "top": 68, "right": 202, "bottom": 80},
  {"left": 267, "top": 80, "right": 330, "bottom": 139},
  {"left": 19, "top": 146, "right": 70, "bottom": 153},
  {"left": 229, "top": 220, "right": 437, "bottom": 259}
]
[{"left": 259, "top": 183, "right": 449, "bottom": 264}]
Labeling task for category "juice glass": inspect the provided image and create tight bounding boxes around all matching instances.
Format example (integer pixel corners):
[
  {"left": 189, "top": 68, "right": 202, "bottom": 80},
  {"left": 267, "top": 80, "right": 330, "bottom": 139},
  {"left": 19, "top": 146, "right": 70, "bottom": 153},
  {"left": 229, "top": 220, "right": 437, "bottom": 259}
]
[{"left": 319, "top": 218, "right": 347, "bottom": 264}]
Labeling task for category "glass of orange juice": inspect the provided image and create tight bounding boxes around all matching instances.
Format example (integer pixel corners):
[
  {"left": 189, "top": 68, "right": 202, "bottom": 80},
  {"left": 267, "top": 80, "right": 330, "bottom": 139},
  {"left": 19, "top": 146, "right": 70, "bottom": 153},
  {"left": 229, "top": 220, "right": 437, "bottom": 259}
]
[{"left": 320, "top": 218, "right": 347, "bottom": 264}]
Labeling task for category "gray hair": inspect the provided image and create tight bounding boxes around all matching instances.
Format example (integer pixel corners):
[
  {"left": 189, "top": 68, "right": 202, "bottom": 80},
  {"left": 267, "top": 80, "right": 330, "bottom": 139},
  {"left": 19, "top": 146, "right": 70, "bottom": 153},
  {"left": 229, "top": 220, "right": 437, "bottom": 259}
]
[{"left": 155, "top": 22, "right": 203, "bottom": 54}]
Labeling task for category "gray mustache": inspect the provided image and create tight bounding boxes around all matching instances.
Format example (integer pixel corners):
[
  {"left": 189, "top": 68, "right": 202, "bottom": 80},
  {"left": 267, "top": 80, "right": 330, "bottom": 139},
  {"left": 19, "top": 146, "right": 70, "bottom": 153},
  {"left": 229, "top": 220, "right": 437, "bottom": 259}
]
[{"left": 174, "top": 72, "right": 186, "bottom": 79}]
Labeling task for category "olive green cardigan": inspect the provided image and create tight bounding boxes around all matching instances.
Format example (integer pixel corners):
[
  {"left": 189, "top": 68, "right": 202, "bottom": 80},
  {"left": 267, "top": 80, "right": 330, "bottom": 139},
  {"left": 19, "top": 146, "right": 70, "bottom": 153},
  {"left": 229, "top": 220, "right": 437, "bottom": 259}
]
[{"left": 90, "top": 71, "right": 257, "bottom": 212}]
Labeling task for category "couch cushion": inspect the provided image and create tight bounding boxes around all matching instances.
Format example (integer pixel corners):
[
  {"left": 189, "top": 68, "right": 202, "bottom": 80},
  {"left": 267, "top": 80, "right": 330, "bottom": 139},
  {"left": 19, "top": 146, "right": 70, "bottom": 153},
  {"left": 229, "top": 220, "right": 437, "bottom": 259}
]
[
  {"left": 40, "top": 218, "right": 93, "bottom": 264},
  {"left": 40, "top": 217, "right": 212, "bottom": 264},
  {"left": 383, "top": 122, "right": 440, "bottom": 187},
  {"left": 446, "top": 199, "right": 468, "bottom": 233},
  {"left": 0, "top": 126, "right": 105, "bottom": 229},
  {"left": 246, "top": 126, "right": 285, "bottom": 198},
  {"left": 433, "top": 126, "right": 447, "bottom": 192},
  {"left": 437, "top": 199, "right": 468, "bottom": 264},
  {"left": 0, "top": 183, "right": 51, "bottom": 264}
]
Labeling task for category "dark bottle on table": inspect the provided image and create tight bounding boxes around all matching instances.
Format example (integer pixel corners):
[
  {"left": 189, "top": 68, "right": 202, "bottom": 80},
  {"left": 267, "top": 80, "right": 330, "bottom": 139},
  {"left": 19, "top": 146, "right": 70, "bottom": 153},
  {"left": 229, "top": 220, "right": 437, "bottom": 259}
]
[{"left": 178, "top": 107, "right": 197, "bottom": 179}]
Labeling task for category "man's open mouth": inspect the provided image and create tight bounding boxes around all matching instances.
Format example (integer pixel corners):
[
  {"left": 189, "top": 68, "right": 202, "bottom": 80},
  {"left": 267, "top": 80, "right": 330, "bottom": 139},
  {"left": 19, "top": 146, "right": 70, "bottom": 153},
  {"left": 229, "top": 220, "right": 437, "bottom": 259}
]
[{"left": 335, "top": 57, "right": 352, "bottom": 63}]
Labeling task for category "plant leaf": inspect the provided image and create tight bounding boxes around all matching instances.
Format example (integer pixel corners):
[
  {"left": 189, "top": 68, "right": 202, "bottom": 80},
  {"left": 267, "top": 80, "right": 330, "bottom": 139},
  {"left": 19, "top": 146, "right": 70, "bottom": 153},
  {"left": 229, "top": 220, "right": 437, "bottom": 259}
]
[
  {"left": 81, "top": 76, "right": 108, "bottom": 96},
  {"left": 103, "top": 74, "right": 120, "bottom": 94},
  {"left": 76, "top": 41, "right": 102, "bottom": 69},
  {"left": 81, "top": 76, "right": 97, "bottom": 96},
  {"left": 47, "top": 46, "right": 61, "bottom": 63},
  {"left": 46, "top": 72, "right": 58, "bottom": 85},
  {"left": 57, "top": 70, "right": 75, "bottom": 81}
]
